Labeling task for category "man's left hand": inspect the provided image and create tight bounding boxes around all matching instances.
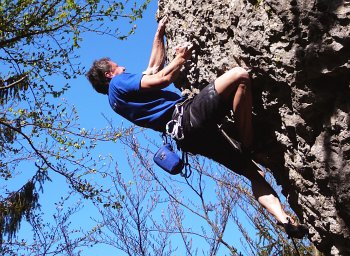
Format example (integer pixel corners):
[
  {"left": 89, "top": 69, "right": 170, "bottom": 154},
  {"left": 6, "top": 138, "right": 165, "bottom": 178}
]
[{"left": 157, "top": 16, "right": 168, "bottom": 36}]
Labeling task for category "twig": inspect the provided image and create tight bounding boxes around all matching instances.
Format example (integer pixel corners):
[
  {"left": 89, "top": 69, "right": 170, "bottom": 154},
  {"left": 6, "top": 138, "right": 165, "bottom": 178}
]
[{"left": 0, "top": 74, "right": 28, "bottom": 90}]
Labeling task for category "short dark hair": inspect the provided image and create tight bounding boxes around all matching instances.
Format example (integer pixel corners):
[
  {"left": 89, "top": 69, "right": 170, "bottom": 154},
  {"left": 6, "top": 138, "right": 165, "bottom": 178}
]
[{"left": 86, "top": 57, "right": 112, "bottom": 95}]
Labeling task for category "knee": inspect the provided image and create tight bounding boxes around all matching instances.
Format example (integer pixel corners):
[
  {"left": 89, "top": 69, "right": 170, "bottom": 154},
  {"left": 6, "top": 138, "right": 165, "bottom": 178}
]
[
  {"left": 230, "top": 67, "right": 251, "bottom": 87},
  {"left": 214, "top": 66, "right": 251, "bottom": 96},
  {"left": 232, "top": 67, "right": 250, "bottom": 78}
]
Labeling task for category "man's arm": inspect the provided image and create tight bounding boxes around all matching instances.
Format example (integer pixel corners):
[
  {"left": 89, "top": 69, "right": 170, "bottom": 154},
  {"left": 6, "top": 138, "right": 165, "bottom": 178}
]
[
  {"left": 141, "top": 43, "right": 193, "bottom": 90},
  {"left": 143, "top": 17, "right": 167, "bottom": 75}
]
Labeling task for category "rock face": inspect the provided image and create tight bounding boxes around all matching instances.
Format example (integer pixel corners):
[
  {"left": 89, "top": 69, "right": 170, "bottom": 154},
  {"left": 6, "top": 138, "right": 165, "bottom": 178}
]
[{"left": 157, "top": 0, "right": 350, "bottom": 254}]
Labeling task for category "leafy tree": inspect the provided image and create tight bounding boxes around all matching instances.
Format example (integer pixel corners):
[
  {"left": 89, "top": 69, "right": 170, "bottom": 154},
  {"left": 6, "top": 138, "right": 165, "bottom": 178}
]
[
  {"left": 1, "top": 192, "right": 99, "bottom": 256},
  {"left": 0, "top": 0, "right": 149, "bottom": 247}
]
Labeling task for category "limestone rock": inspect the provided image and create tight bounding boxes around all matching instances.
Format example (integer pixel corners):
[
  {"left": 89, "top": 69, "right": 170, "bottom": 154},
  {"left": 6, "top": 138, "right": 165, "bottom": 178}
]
[{"left": 157, "top": 0, "right": 350, "bottom": 254}]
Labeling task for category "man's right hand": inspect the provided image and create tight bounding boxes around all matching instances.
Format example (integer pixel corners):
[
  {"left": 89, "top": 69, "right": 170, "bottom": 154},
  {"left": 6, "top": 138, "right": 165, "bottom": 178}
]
[{"left": 175, "top": 42, "right": 194, "bottom": 60}]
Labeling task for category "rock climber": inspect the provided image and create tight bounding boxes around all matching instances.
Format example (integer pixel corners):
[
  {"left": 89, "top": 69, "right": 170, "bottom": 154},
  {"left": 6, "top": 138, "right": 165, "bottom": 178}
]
[{"left": 86, "top": 16, "right": 308, "bottom": 239}]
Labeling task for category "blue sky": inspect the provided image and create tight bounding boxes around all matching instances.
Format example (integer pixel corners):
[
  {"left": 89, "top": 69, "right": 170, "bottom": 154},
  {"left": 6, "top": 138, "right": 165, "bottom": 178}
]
[{"left": 13, "top": 0, "right": 282, "bottom": 254}]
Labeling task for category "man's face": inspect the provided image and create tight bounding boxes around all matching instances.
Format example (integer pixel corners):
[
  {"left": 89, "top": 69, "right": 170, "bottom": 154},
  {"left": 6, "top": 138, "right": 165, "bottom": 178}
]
[{"left": 105, "top": 61, "right": 126, "bottom": 78}]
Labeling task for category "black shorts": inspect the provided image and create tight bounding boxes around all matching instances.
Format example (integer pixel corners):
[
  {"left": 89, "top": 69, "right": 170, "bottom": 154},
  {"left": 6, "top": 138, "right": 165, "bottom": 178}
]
[{"left": 174, "top": 84, "right": 246, "bottom": 174}]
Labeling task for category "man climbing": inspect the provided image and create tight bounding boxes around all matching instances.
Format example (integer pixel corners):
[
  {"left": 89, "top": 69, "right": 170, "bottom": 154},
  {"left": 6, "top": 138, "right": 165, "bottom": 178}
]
[{"left": 86, "top": 17, "right": 307, "bottom": 239}]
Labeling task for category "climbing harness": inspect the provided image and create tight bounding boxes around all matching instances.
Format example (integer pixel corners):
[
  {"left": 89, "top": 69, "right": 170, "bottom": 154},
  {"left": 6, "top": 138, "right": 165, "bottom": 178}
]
[
  {"left": 161, "top": 99, "right": 194, "bottom": 178},
  {"left": 165, "top": 103, "right": 185, "bottom": 140},
  {"left": 165, "top": 95, "right": 196, "bottom": 141}
]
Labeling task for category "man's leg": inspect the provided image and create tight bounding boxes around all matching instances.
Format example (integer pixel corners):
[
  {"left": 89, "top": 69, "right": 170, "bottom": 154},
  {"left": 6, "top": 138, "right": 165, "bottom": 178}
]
[
  {"left": 243, "top": 162, "right": 308, "bottom": 239},
  {"left": 244, "top": 162, "right": 290, "bottom": 224},
  {"left": 214, "top": 67, "right": 253, "bottom": 149},
  {"left": 214, "top": 67, "right": 305, "bottom": 229}
]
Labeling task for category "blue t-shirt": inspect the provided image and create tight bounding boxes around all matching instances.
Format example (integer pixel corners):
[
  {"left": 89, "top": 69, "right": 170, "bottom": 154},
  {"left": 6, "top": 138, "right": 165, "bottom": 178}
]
[{"left": 108, "top": 73, "right": 184, "bottom": 132}]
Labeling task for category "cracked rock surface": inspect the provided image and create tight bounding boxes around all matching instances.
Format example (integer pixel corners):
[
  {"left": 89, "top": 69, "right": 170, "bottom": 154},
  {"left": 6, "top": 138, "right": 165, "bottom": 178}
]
[{"left": 157, "top": 0, "right": 350, "bottom": 254}]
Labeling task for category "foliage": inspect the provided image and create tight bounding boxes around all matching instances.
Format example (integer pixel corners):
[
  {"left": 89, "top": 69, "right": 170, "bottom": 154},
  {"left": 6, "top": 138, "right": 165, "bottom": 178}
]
[{"left": 0, "top": 0, "right": 149, "bottom": 246}]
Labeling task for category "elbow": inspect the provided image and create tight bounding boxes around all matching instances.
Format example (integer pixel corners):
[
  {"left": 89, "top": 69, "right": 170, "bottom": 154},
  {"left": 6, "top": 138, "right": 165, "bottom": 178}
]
[
  {"left": 143, "top": 66, "right": 161, "bottom": 75},
  {"left": 141, "top": 73, "right": 171, "bottom": 89},
  {"left": 155, "top": 71, "right": 172, "bottom": 85},
  {"left": 152, "top": 65, "right": 161, "bottom": 74}
]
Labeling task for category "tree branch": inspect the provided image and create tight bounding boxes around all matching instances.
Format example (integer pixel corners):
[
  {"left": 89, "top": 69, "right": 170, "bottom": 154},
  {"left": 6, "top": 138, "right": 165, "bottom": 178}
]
[{"left": 0, "top": 74, "right": 28, "bottom": 90}]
